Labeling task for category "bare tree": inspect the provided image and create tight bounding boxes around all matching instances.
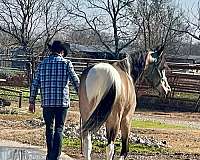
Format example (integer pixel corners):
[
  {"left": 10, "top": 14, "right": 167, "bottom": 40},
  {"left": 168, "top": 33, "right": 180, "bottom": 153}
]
[
  {"left": 0, "top": 0, "right": 44, "bottom": 48},
  {"left": 62, "top": 0, "right": 141, "bottom": 59},
  {"left": 176, "top": 1, "right": 200, "bottom": 41},
  {"left": 0, "top": 32, "right": 16, "bottom": 49},
  {"left": 136, "top": 0, "right": 184, "bottom": 51},
  {"left": 41, "top": 0, "right": 71, "bottom": 55},
  {"left": 0, "top": 0, "right": 71, "bottom": 55},
  {"left": 66, "top": 29, "right": 103, "bottom": 45}
]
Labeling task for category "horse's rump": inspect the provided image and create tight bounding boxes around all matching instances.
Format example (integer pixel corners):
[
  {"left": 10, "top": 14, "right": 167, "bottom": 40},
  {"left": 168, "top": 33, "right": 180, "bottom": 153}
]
[{"left": 80, "top": 63, "right": 121, "bottom": 134}]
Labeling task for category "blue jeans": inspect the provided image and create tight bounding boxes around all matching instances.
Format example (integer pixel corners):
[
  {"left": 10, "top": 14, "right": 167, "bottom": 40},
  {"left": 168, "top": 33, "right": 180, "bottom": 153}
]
[{"left": 43, "top": 107, "right": 68, "bottom": 160}]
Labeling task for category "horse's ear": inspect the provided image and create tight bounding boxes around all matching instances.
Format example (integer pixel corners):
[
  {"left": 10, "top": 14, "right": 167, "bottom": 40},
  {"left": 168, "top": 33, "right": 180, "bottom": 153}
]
[{"left": 148, "top": 45, "right": 165, "bottom": 64}]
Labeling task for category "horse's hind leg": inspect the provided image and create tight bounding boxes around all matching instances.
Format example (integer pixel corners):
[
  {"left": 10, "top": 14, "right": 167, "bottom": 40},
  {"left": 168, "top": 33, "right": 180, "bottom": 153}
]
[
  {"left": 119, "top": 114, "right": 132, "bottom": 160},
  {"left": 83, "top": 131, "right": 92, "bottom": 160},
  {"left": 106, "top": 116, "right": 121, "bottom": 160},
  {"left": 106, "top": 128, "right": 116, "bottom": 160}
]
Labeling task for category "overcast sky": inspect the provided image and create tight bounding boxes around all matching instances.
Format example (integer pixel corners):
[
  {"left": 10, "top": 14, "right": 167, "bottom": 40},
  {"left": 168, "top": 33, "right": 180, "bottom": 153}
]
[
  {"left": 174, "top": 0, "right": 199, "bottom": 44},
  {"left": 176, "top": 0, "right": 198, "bottom": 11}
]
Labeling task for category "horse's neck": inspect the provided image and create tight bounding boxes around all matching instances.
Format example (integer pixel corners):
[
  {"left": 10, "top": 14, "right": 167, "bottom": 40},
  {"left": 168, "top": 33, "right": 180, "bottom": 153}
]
[
  {"left": 113, "top": 58, "right": 131, "bottom": 75},
  {"left": 113, "top": 52, "right": 146, "bottom": 82}
]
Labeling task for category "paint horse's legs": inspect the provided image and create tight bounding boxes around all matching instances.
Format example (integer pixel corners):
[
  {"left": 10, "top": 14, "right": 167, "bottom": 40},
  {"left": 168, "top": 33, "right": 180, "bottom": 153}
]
[
  {"left": 82, "top": 131, "right": 92, "bottom": 160},
  {"left": 119, "top": 108, "right": 133, "bottom": 160},
  {"left": 106, "top": 128, "right": 118, "bottom": 160},
  {"left": 106, "top": 113, "right": 121, "bottom": 160}
]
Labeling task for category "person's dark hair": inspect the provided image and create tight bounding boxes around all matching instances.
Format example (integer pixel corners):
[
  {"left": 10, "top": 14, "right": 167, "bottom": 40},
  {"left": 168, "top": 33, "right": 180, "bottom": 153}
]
[{"left": 48, "top": 40, "right": 70, "bottom": 57}]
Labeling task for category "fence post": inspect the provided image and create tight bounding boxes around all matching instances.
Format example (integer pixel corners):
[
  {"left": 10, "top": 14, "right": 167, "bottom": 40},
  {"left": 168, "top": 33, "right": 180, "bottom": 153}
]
[
  {"left": 26, "top": 61, "right": 32, "bottom": 86},
  {"left": 19, "top": 91, "right": 22, "bottom": 108}
]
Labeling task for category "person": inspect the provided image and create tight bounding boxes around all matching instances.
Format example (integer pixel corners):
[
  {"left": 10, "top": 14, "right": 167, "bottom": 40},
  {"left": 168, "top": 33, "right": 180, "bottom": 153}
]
[{"left": 29, "top": 40, "right": 79, "bottom": 160}]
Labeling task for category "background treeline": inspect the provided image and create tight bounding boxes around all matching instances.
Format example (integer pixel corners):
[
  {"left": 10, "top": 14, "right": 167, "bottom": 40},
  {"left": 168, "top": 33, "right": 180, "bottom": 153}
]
[{"left": 0, "top": 0, "right": 199, "bottom": 59}]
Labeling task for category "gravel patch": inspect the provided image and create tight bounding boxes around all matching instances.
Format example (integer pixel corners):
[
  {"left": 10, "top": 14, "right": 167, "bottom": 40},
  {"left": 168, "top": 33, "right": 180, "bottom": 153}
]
[
  {"left": 63, "top": 123, "right": 168, "bottom": 148},
  {"left": 0, "top": 118, "right": 44, "bottom": 128}
]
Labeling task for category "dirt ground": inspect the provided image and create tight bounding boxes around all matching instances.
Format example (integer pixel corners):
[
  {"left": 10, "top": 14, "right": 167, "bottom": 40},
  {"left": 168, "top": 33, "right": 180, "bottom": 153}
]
[{"left": 1, "top": 101, "right": 200, "bottom": 159}]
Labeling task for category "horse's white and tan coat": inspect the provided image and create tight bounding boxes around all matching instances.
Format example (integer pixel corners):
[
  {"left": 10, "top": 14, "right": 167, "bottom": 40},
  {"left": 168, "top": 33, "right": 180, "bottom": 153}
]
[
  {"left": 79, "top": 49, "right": 171, "bottom": 160},
  {"left": 85, "top": 63, "right": 121, "bottom": 119}
]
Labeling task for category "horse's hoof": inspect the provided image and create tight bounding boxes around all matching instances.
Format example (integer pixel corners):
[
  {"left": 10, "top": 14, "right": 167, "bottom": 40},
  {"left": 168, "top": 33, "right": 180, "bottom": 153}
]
[{"left": 119, "top": 156, "right": 125, "bottom": 160}]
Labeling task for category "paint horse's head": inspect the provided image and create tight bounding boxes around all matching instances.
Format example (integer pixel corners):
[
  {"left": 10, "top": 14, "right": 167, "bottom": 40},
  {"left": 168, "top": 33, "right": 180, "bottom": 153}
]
[{"left": 143, "top": 46, "right": 171, "bottom": 95}]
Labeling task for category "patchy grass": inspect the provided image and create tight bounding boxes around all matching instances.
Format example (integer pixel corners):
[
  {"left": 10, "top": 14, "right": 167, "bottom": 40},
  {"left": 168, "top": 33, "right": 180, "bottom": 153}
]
[
  {"left": 63, "top": 138, "right": 81, "bottom": 149},
  {"left": 128, "top": 143, "right": 171, "bottom": 154},
  {"left": 0, "top": 86, "right": 78, "bottom": 101},
  {"left": 0, "top": 86, "right": 30, "bottom": 101},
  {"left": 132, "top": 119, "right": 187, "bottom": 130},
  {"left": 0, "top": 106, "right": 42, "bottom": 120},
  {"left": 174, "top": 92, "right": 199, "bottom": 101},
  {"left": 62, "top": 137, "right": 171, "bottom": 155}
]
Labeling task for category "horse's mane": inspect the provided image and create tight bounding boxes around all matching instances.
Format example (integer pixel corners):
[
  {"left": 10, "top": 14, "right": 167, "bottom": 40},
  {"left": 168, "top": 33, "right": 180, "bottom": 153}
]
[
  {"left": 117, "top": 51, "right": 146, "bottom": 82},
  {"left": 129, "top": 51, "right": 146, "bottom": 82}
]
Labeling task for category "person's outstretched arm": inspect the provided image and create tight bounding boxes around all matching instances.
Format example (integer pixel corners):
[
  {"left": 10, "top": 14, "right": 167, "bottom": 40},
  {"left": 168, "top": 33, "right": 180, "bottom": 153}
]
[
  {"left": 29, "top": 64, "right": 41, "bottom": 112},
  {"left": 68, "top": 61, "right": 80, "bottom": 94}
]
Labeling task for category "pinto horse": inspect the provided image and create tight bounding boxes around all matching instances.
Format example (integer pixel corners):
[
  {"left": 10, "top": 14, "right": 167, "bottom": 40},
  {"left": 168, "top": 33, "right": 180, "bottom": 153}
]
[{"left": 79, "top": 46, "right": 171, "bottom": 160}]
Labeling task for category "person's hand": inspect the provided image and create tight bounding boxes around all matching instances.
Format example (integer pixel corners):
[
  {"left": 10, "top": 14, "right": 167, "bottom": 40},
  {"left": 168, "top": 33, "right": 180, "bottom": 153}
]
[{"left": 29, "top": 103, "right": 35, "bottom": 113}]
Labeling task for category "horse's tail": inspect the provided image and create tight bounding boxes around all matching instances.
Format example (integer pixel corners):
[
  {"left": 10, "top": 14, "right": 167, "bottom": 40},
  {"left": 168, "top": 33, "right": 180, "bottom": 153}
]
[{"left": 81, "top": 63, "right": 120, "bottom": 134}]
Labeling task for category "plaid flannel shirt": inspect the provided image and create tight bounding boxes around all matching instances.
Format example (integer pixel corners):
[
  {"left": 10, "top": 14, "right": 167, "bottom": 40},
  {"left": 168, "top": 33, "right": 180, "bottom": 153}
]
[{"left": 29, "top": 54, "right": 80, "bottom": 107}]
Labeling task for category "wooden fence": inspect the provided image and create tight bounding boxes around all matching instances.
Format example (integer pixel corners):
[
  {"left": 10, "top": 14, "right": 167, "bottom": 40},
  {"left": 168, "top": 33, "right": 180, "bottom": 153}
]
[
  {"left": 68, "top": 57, "right": 200, "bottom": 111},
  {"left": 69, "top": 57, "right": 200, "bottom": 95},
  {"left": 1, "top": 57, "right": 200, "bottom": 110}
]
